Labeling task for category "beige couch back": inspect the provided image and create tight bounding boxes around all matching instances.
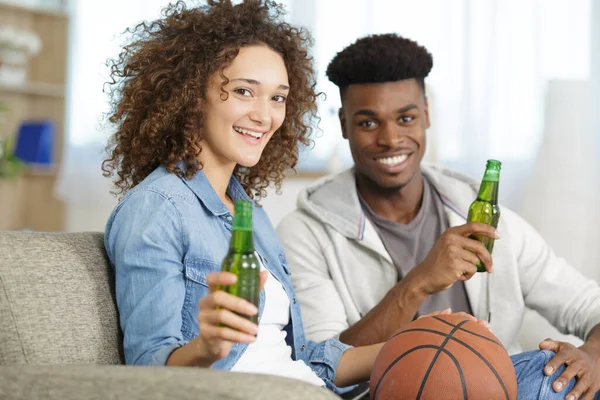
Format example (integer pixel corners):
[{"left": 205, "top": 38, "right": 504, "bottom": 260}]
[{"left": 0, "top": 232, "right": 123, "bottom": 364}]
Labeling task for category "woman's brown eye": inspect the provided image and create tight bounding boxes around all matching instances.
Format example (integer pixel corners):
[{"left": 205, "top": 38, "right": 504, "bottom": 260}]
[{"left": 235, "top": 88, "right": 251, "bottom": 96}]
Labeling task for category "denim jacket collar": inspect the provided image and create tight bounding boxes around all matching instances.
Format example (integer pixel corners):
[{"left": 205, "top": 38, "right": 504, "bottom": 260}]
[{"left": 179, "top": 163, "right": 253, "bottom": 217}]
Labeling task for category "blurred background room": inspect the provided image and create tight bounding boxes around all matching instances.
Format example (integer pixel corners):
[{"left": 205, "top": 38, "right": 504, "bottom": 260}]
[{"left": 0, "top": 0, "right": 598, "bottom": 350}]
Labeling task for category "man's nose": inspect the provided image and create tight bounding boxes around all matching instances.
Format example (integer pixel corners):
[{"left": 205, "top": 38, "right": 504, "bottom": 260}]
[{"left": 376, "top": 122, "right": 403, "bottom": 147}]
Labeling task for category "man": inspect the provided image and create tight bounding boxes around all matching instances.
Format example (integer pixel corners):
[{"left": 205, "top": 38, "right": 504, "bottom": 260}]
[{"left": 278, "top": 33, "right": 600, "bottom": 400}]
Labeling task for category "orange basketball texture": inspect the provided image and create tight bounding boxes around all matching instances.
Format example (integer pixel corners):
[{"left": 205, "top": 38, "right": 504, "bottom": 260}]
[{"left": 370, "top": 314, "right": 517, "bottom": 400}]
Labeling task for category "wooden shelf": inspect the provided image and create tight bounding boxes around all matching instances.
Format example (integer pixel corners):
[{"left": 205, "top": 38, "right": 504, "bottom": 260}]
[
  {"left": 286, "top": 170, "right": 327, "bottom": 179},
  {"left": 0, "top": 1, "right": 68, "bottom": 18},
  {"left": 0, "top": 82, "right": 65, "bottom": 98},
  {"left": 0, "top": 0, "right": 69, "bottom": 231},
  {"left": 23, "top": 166, "right": 58, "bottom": 177}
]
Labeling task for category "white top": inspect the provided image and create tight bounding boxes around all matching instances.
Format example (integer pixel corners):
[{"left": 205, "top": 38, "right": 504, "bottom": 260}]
[{"left": 231, "top": 269, "right": 325, "bottom": 387}]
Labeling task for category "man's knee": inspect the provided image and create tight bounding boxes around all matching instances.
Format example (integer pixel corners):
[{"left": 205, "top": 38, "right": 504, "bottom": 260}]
[
  {"left": 511, "top": 350, "right": 556, "bottom": 380},
  {"left": 511, "top": 350, "right": 580, "bottom": 399}
]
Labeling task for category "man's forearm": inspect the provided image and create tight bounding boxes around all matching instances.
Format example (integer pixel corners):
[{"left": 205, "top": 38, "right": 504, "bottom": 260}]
[{"left": 339, "top": 272, "right": 427, "bottom": 347}]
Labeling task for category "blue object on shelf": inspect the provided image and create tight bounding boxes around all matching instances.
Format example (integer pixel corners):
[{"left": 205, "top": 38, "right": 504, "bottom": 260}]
[{"left": 14, "top": 120, "right": 55, "bottom": 165}]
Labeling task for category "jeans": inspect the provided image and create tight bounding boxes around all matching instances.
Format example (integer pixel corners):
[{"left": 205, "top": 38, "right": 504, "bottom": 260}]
[{"left": 513, "top": 350, "right": 600, "bottom": 400}]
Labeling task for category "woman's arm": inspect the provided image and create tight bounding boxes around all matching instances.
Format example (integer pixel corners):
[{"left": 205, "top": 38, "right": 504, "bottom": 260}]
[
  {"left": 165, "top": 337, "right": 217, "bottom": 367},
  {"left": 333, "top": 342, "right": 385, "bottom": 387},
  {"left": 108, "top": 190, "right": 267, "bottom": 367},
  {"left": 107, "top": 190, "right": 189, "bottom": 366}
]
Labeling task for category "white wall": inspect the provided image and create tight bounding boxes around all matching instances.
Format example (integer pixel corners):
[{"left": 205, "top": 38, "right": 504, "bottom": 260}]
[{"left": 65, "top": 176, "right": 317, "bottom": 232}]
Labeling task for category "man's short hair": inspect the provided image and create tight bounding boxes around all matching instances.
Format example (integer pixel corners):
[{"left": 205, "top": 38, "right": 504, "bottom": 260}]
[{"left": 326, "top": 33, "right": 433, "bottom": 98}]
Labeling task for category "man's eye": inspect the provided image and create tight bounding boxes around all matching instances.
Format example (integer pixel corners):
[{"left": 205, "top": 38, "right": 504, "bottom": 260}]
[
  {"left": 359, "top": 120, "right": 376, "bottom": 128},
  {"left": 400, "top": 116, "right": 414, "bottom": 123}
]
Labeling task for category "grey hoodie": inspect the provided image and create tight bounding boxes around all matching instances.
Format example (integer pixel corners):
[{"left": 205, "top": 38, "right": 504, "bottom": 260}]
[{"left": 277, "top": 164, "right": 600, "bottom": 354}]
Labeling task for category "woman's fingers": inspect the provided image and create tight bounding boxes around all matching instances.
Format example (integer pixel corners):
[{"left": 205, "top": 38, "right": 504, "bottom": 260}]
[
  {"left": 201, "top": 307, "right": 258, "bottom": 336},
  {"left": 206, "top": 271, "right": 238, "bottom": 292}
]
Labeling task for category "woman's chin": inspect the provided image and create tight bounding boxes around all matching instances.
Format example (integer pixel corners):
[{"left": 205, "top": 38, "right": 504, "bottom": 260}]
[{"left": 236, "top": 155, "right": 262, "bottom": 168}]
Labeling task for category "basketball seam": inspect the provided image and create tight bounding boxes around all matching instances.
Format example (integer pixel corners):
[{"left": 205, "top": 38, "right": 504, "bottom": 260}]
[
  {"left": 441, "top": 348, "right": 468, "bottom": 400},
  {"left": 415, "top": 320, "right": 468, "bottom": 400},
  {"left": 391, "top": 327, "right": 511, "bottom": 400},
  {"left": 372, "top": 345, "right": 433, "bottom": 400},
  {"left": 372, "top": 345, "right": 467, "bottom": 400},
  {"left": 431, "top": 316, "right": 503, "bottom": 347},
  {"left": 391, "top": 327, "right": 501, "bottom": 349}
]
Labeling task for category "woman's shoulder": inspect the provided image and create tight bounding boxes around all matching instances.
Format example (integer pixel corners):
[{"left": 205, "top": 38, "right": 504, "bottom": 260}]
[
  {"left": 122, "top": 166, "right": 196, "bottom": 205},
  {"left": 106, "top": 167, "right": 198, "bottom": 233}
]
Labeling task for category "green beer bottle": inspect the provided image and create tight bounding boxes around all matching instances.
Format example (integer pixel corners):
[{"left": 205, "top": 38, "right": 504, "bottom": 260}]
[
  {"left": 220, "top": 200, "right": 260, "bottom": 323},
  {"left": 467, "top": 160, "right": 501, "bottom": 272}
]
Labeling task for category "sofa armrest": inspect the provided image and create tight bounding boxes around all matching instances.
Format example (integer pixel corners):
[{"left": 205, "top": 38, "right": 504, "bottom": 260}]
[{"left": 0, "top": 365, "right": 340, "bottom": 400}]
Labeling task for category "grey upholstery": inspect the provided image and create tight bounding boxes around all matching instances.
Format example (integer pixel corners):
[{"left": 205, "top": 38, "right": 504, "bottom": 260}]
[
  {"left": 0, "top": 231, "right": 339, "bottom": 400},
  {"left": 0, "top": 232, "right": 122, "bottom": 364},
  {"left": 0, "top": 365, "right": 336, "bottom": 400}
]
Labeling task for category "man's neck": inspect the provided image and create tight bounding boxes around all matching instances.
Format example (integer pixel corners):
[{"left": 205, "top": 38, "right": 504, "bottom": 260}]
[{"left": 356, "top": 171, "right": 425, "bottom": 225}]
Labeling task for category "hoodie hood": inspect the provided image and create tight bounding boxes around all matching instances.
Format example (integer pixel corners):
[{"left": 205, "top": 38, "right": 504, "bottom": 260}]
[{"left": 296, "top": 163, "right": 482, "bottom": 240}]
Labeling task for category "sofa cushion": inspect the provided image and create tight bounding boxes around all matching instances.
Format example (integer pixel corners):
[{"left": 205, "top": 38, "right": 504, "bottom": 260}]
[
  {"left": 0, "top": 232, "right": 123, "bottom": 364},
  {"left": 0, "top": 365, "right": 341, "bottom": 400}
]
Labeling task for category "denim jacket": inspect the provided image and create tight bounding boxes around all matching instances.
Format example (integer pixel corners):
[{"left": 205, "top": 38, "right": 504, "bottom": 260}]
[{"left": 104, "top": 166, "right": 352, "bottom": 393}]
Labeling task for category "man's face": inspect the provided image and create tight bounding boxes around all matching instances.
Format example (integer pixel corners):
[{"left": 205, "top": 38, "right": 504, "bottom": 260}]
[{"left": 339, "top": 79, "right": 430, "bottom": 191}]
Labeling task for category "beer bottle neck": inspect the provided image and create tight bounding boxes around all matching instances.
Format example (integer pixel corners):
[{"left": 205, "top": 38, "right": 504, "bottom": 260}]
[
  {"left": 230, "top": 200, "right": 254, "bottom": 253},
  {"left": 230, "top": 228, "right": 254, "bottom": 253},
  {"left": 477, "top": 180, "right": 499, "bottom": 204},
  {"left": 476, "top": 160, "right": 501, "bottom": 204}
]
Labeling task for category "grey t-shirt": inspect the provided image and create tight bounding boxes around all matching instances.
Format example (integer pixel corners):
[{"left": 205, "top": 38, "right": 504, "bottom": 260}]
[{"left": 358, "top": 175, "right": 473, "bottom": 317}]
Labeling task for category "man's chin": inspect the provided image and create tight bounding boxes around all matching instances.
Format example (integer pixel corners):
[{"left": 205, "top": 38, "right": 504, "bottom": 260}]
[
  {"left": 378, "top": 181, "right": 409, "bottom": 192},
  {"left": 356, "top": 168, "right": 418, "bottom": 192},
  {"left": 372, "top": 171, "right": 418, "bottom": 192}
]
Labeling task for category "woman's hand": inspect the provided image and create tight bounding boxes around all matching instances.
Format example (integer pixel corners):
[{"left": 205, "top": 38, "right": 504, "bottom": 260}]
[{"left": 196, "top": 271, "right": 269, "bottom": 361}]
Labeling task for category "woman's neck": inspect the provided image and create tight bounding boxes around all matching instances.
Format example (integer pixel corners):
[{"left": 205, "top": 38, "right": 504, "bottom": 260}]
[{"left": 198, "top": 151, "right": 237, "bottom": 213}]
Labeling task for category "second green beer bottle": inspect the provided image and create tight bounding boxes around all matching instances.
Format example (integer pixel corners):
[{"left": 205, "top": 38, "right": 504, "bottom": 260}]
[
  {"left": 220, "top": 200, "right": 260, "bottom": 323},
  {"left": 467, "top": 159, "right": 501, "bottom": 272}
]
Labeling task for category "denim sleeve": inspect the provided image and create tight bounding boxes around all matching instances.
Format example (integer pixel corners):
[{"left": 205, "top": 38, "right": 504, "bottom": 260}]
[
  {"left": 305, "top": 338, "right": 356, "bottom": 394},
  {"left": 105, "top": 189, "right": 188, "bottom": 366}
]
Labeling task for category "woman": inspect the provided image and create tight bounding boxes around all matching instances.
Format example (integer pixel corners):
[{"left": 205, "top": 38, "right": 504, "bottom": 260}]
[{"left": 102, "top": 0, "right": 383, "bottom": 393}]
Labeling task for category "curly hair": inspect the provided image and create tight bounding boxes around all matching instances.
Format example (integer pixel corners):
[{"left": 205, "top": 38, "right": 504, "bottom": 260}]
[
  {"left": 102, "top": 0, "right": 317, "bottom": 198},
  {"left": 326, "top": 33, "right": 433, "bottom": 98}
]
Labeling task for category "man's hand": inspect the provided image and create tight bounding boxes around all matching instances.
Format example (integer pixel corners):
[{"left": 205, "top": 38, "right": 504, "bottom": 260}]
[
  {"left": 410, "top": 222, "right": 499, "bottom": 296},
  {"left": 339, "top": 222, "right": 498, "bottom": 348},
  {"left": 540, "top": 338, "right": 600, "bottom": 400}
]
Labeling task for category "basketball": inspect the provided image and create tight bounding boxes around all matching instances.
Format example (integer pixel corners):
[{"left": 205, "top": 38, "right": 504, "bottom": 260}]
[{"left": 370, "top": 314, "right": 517, "bottom": 400}]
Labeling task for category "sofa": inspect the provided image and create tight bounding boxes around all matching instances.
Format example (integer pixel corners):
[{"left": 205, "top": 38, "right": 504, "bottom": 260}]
[{"left": 0, "top": 231, "right": 340, "bottom": 400}]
